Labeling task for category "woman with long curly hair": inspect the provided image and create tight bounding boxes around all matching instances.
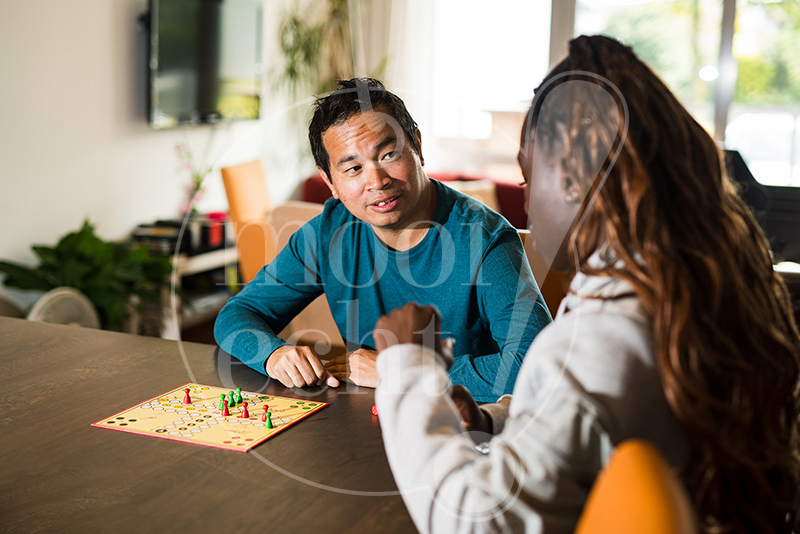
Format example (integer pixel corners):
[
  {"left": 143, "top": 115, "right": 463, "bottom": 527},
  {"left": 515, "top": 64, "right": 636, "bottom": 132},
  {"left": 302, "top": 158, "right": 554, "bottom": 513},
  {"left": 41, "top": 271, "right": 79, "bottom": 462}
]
[{"left": 372, "top": 35, "right": 800, "bottom": 534}]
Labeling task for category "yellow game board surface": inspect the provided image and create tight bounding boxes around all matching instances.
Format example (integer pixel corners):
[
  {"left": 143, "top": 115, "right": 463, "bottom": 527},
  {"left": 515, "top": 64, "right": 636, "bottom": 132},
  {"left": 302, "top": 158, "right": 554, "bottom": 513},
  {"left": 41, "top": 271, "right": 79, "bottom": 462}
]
[{"left": 92, "top": 383, "right": 328, "bottom": 452}]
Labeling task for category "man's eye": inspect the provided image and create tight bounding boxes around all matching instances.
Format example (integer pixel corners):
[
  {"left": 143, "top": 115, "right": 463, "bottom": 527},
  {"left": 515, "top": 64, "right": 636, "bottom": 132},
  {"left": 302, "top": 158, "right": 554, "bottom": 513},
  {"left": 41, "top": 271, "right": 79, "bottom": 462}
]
[
  {"left": 347, "top": 165, "right": 362, "bottom": 174},
  {"left": 382, "top": 151, "right": 397, "bottom": 161}
]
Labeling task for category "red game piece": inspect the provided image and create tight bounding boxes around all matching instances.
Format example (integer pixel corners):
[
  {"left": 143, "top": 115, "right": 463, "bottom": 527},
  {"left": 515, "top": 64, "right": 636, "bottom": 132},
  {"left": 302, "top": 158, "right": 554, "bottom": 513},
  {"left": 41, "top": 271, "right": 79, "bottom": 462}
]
[
  {"left": 183, "top": 388, "right": 191, "bottom": 404},
  {"left": 262, "top": 406, "right": 269, "bottom": 422},
  {"left": 221, "top": 400, "right": 230, "bottom": 417},
  {"left": 371, "top": 404, "right": 378, "bottom": 417},
  {"left": 240, "top": 402, "right": 249, "bottom": 419}
]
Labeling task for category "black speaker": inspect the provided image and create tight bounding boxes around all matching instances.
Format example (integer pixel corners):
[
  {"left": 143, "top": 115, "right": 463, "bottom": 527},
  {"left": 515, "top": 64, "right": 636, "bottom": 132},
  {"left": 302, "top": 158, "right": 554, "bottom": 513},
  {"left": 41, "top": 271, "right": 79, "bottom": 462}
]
[{"left": 725, "top": 149, "right": 800, "bottom": 264}]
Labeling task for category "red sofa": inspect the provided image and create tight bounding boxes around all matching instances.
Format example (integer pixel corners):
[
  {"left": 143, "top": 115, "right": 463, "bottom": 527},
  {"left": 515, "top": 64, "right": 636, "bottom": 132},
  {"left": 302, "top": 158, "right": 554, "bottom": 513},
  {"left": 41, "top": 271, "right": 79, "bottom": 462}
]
[{"left": 302, "top": 173, "right": 528, "bottom": 229}]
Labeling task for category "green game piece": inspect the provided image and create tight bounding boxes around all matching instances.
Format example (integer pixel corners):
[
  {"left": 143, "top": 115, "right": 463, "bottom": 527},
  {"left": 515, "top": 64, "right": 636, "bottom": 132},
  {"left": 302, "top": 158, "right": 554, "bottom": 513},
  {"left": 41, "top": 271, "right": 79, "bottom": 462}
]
[
  {"left": 228, "top": 391, "right": 236, "bottom": 407},
  {"left": 235, "top": 387, "right": 243, "bottom": 405},
  {"left": 266, "top": 412, "right": 273, "bottom": 429},
  {"left": 218, "top": 394, "right": 225, "bottom": 411}
]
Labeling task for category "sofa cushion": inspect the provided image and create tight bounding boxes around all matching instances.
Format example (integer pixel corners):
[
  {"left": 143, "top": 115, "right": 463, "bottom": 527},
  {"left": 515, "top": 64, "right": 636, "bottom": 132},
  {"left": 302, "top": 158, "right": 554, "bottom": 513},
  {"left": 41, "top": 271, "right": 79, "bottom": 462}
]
[
  {"left": 440, "top": 179, "right": 502, "bottom": 213},
  {"left": 302, "top": 173, "right": 528, "bottom": 229}
]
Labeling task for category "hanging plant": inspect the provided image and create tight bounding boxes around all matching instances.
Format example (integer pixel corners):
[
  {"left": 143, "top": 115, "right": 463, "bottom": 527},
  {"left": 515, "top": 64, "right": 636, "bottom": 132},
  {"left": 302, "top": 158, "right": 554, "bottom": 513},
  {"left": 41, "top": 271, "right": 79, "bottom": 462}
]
[{"left": 277, "top": 0, "right": 386, "bottom": 98}]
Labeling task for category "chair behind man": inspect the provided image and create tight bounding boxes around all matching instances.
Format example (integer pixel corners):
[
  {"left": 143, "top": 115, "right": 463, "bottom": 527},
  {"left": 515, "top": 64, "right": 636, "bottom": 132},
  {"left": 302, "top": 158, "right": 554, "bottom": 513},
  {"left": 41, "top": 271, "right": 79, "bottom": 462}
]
[
  {"left": 220, "top": 160, "right": 277, "bottom": 284},
  {"left": 271, "top": 201, "right": 345, "bottom": 357},
  {"left": 518, "top": 229, "right": 567, "bottom": 317}
]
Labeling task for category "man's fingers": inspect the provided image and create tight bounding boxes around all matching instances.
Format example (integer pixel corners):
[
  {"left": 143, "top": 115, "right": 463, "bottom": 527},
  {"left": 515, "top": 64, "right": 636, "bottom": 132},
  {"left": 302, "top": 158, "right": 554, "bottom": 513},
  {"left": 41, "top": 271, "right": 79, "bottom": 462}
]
[
  {"left": 275, "top": 370, "right": 296, "bottom": 389},
  {"left": 268, "top": 345, "right": 331, "bottom": 388},
  {"left": 307, "top": 353, "right": 327, "bottom": 378},
  {"left": 327, "top": 364, "right": 349, "bottom": 378},
  {"left": 328, "top": 372, "right": 350, "bottom": 384},
  {"left": 287, "top": 347, "right": 326, "bottom": 386},
  {"left": 295, "top": 359, "right": 324, "bottom": 386},
  {"left": 325, "top": 375, "right": 340, "bottom": 388},
  {"left": 294, "top": 357, "right": 318, "bottom": 384}
]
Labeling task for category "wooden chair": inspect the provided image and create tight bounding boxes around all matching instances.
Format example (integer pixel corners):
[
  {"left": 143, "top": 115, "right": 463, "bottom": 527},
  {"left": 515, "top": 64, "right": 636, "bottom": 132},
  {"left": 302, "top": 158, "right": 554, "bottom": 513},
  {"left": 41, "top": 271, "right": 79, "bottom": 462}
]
[
  {"left": 271, "top": 201, "right": 345, "bottom": 356},
  {"left": 575, "top": 440, "right": 697, "bottom": 534},
  {"left": 218, "top": 165, "right": 345, "bottom": 355},
  {"left": 220, "top": 160, "right": 277, "bottom": 284},
  {"left": 518, "top": 229, "right": 567, "bottom": 317}
]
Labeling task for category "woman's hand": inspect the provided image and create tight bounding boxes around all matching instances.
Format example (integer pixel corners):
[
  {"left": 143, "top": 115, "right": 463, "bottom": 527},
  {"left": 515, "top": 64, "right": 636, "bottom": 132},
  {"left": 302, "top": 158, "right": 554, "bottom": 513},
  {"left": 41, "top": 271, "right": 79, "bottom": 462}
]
[{"left": 451, "top": 385, "right": 492, "bottom": 435}]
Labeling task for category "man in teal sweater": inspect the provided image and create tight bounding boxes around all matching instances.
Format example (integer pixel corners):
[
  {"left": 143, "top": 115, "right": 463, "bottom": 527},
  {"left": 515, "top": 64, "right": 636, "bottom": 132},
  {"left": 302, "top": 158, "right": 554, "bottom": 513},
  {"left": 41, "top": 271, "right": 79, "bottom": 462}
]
[{"left": 214, "top": 78, "right": 550, "bottom": 402}]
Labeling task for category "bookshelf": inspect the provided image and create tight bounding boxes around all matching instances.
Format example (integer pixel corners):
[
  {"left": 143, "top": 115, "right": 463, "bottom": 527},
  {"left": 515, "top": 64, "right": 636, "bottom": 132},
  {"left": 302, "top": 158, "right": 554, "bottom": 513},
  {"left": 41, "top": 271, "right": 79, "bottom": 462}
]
[{"left": 160, "top": 247, "right": 238, "bottom": 339}]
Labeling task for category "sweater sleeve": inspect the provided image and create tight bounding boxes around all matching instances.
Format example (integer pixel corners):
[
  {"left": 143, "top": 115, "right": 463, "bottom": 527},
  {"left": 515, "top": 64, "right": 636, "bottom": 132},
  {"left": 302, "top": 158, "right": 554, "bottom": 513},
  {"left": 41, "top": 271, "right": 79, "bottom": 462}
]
[
  {"left": 214, "top": 221, "right": 325, "bottom": 375},
  {"left": 449, "top": 227, "right": 552, "bottom": 402},
  {"left": 376, "top": 343, "right": 617, "bottom": 534}
]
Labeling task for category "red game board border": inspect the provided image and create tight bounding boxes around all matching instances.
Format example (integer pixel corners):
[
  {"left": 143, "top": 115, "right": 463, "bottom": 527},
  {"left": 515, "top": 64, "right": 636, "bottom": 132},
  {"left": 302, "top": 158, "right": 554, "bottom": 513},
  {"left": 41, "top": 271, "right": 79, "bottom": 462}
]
[{"left": 91, "top": 383, "right": 328, "bottom": 452}]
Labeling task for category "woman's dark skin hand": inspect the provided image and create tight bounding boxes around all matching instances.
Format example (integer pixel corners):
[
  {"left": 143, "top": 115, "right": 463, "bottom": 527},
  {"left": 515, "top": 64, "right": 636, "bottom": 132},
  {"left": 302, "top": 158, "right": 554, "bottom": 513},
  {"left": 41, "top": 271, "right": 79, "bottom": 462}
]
[{"left": 451, "top": 385, "right": 492, "bottom": 434}]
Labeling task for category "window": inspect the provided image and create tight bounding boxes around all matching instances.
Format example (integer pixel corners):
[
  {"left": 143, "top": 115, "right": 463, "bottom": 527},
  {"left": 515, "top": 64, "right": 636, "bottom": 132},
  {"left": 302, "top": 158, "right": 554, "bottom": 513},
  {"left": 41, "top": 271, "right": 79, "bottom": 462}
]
[
  {"left": 725, "top": 0, "right": 800, "bottom": 186},
  {"left": 432, "top": 0, "right": 551, "bottom": 138},
  {"left": 429, "top": 0, "right": 551, "bottom": 181},
  {"left": 575, "top": 0, "right": 722, "bottom": 133},
  {"left": 575, "top": 0, "right": 800, "bottom": 187}
]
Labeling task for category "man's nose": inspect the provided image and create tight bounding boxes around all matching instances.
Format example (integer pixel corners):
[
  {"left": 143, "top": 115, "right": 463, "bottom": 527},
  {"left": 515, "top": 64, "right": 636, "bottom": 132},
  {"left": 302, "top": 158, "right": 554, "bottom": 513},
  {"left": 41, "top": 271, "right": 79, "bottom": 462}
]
[{"left": 366, "top": 164, "right": 391, "bottom": 189}]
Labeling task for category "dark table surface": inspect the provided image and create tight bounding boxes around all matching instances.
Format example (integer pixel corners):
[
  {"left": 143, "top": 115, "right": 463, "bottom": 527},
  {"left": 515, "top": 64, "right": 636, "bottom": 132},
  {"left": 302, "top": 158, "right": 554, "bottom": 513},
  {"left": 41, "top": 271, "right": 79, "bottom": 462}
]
[{"left": 0, "top": 317, "right": 417, "bottom": 533}]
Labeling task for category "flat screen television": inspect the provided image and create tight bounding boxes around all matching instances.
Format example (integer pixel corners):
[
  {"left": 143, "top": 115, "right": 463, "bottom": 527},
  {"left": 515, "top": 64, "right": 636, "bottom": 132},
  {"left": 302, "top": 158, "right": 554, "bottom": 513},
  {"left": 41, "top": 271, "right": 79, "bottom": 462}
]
[{"left": 146, "top": 0, "right": 263, "bottom": 129}]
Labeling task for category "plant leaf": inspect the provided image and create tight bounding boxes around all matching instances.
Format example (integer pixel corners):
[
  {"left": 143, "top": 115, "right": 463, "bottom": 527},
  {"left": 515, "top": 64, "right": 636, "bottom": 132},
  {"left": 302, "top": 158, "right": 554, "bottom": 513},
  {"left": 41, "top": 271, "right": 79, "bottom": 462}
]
[
  {"left": 0, "top": 261, "right": 55, "bottom": 291},
  {"left": 32, "top": 246, "right": 58, "bottom": 267}
]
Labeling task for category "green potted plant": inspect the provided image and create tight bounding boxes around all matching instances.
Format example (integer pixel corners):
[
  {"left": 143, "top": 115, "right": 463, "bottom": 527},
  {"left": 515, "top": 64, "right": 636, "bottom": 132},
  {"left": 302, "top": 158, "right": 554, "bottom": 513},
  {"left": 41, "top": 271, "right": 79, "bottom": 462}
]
[{"left": 0, "top": 220, "right": 174, "bottom": 331}]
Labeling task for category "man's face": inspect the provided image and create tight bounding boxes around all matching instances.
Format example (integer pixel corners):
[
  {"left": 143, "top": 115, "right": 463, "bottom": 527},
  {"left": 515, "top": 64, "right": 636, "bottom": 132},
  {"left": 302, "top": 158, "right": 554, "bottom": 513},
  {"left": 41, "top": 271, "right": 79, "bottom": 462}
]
[{"left": 320, "top": 107, "right": 429, "bottom": 233}]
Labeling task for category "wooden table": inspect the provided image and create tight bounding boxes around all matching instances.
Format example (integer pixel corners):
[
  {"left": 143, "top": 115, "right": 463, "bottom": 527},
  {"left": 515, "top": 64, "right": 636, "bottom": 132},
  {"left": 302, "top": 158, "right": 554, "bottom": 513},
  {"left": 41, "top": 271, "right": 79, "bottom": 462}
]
[{"left": 0, "top": 317, "right": 416, "bottom": 533}]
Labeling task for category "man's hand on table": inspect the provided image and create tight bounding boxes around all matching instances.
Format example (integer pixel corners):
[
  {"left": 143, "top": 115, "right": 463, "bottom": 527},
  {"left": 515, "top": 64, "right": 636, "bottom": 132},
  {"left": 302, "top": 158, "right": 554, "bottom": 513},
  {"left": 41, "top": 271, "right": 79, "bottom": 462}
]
[
  {"left": 266, "top": 345, "right": 340, "bottom": 388},
  {"left": 325, "top": 349, "right": 379, "bottom": 388},
  {"left": 321, "top": 303, "right": 447, "bottom": 389}
]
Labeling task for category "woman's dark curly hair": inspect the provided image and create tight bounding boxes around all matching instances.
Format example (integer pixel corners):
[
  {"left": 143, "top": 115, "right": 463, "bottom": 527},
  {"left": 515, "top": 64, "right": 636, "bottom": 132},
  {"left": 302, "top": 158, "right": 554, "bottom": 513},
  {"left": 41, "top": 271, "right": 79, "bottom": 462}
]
[{"left": 525, "top": 34, "right": 800, "bottom": 534}]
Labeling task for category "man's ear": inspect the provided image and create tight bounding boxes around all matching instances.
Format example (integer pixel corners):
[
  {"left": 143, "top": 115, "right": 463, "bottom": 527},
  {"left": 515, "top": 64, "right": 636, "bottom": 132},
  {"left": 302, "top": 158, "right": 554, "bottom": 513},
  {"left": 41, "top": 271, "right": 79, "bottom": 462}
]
[
  {"left": 318, "top": 167, "right": 339, "bottom": 199},
  {"left": 414, "top": 129, "right": 424, "bottom": 167}
]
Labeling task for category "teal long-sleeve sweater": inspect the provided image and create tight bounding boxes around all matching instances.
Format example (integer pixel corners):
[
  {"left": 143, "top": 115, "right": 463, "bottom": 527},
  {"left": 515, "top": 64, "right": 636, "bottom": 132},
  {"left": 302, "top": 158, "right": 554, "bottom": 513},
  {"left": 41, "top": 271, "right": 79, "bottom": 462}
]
[{"left": 214, "top": 179, "right": 551, "bottom": 402}]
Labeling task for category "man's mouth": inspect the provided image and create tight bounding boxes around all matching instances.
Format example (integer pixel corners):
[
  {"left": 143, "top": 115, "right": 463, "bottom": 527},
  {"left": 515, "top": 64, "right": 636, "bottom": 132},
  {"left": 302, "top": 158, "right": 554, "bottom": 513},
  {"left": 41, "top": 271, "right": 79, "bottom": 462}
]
[{"left": 370, "top": 196, "right": 399, "bottom": 211}]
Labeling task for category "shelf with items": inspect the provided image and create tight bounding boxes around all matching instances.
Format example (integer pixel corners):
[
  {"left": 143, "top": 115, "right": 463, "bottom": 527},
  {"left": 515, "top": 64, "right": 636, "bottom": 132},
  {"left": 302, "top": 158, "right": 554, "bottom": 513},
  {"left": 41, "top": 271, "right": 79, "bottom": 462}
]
[
  {"left": 161, "top": 247, "right": 239, "bottom": 340},
  {"left": 130, "top": 213, "right": 239, "bottom": 340}
]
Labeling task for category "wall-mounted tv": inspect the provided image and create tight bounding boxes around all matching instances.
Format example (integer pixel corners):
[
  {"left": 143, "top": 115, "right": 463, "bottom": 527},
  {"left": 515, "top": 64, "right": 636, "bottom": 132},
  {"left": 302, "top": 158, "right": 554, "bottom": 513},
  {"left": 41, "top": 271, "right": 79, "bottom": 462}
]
[{"left": 147, "top": 0, "right": 263, "bottom": 130}]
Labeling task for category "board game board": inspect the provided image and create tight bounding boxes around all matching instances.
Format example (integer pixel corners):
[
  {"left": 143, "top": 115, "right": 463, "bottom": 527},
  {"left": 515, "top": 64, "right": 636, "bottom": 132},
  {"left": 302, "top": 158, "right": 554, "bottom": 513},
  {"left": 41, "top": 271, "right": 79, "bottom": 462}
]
[{"left": 92, "top": 383, "right": 328, "bottom": 452}]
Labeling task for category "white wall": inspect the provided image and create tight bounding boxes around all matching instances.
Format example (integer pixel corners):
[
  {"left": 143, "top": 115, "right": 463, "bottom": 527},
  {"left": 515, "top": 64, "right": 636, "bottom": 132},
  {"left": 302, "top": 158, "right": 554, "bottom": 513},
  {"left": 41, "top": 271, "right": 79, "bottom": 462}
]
[
  {"left": 0, "top": 0, "right": 314, "bottom": 309},
  {"left": 0, "top": 0, "right": 524, "bottom": 312}
]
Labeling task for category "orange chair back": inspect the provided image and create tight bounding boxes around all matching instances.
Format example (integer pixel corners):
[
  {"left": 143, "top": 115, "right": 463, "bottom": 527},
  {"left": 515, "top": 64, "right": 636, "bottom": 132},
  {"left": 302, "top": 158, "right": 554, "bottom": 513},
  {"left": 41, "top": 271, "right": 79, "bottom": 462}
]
[
  {"left": 270, "top": 201, "right": 345, "bottom": 353},
  {"left": 220, "top": 160, "right": 277, "bottom": 284},
  {"left": 575, "top": 440, "right": 697, "bottom": 534},
  {"left": 234, "top": 220, "right": 277, "bottom": 284},
  {"left": 221, "top": 160, "right": 271, "bottom": 223},
  {"left": 518, "top": 229, "right": 567, "bottom": 317}
]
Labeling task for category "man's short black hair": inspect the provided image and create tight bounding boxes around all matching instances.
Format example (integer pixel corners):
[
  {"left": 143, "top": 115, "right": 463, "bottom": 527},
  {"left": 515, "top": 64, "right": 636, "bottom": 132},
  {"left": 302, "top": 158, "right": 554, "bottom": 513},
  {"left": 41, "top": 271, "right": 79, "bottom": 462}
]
[{"left": 309, "top": 78, "right": 420, "bottom": 181}]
